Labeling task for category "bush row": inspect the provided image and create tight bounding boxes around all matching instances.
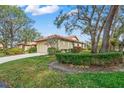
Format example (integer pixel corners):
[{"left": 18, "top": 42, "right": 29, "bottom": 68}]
[
  {"left": 0, "top": 47, "right": 37, "bottom": 56},
  {"left": 27, "top": 47, "right": 37, "bottom": 53},
  {"left": 56, "top": 52, "right": 123, "bottom": 66},
  {"left": 71, "top": 46, "right": 82, "bottom": 53},
  {"left": 6, "top": 48, "right": 24, "bottom": 55},
  {"left": 47, "top": 46, "right": 83, "bottom": 55},
  {"left": 47, "top": 47, "right": 61, "bottom": 55}
]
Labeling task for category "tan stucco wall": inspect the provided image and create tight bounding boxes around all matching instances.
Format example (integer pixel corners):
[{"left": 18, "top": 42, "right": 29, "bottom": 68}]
[
  {"left": 74, "top": 43, "right": 83, "bottom": 47},
  {"left": 37, "top": 39, "right": 83, "bottom": 54},
  {"left": 37, "top": 40, "right": 74, "bottom": 53},
  {"left": 25, "top": 46, "right": 33, "bottom": 51},
  {"left": 17, "top": 45, "right": 23, "bottom": 49},
  {"left": 18, "top": 45, "right": 35, "bottom": 51},
  {"left": 58, "top": 40, "right": 83, "bottom": 50},
  {"left": 58, "top": 40, "right": 73, "bottom": 50},
  {"left": 0, "top": 44, "right": 3, "bottom": 49}
]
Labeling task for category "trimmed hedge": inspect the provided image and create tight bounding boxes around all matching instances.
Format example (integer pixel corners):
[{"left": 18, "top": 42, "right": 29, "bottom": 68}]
[
  {"left": 56, "top": 52, "right": 123, "bottom": 66},
  {"left": 0, "top": 49, "right": 5, "bottom": 57},
  {"left": 71, "top": 46, "right": 82, "bottom": 53},
  {"left": 6, "top": 48, "right": 24, "bottom": 55},
  {"left": 0, "top": 49, "right": 4, "bottom": 53},
  {"left": 27, "top": 47, "right": 37, "bottom": 53},
  {"left": 47, "top": 47, "right": 58, "bottom": 55}
]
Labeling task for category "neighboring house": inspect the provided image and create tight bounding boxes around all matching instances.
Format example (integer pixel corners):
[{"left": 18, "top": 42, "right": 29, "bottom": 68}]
[
  {"left": 17, "top": 42, "right": 36, "bottom": 51},
  {"left": 35, "top": 34, "right": 84, "bottom": 54},
  {"left": 0, "top": 43, "right": 3, "bottom": 49}
]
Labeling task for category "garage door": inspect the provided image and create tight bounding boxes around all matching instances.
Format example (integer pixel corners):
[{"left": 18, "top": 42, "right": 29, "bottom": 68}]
[{"left": 37, "top": 42, "right": 48, "bottom": 54}]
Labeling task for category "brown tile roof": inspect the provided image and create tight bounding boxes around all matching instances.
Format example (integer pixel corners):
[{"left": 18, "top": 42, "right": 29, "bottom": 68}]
[
  {"left": 66, "top": 36, "right": 79, "bottom": 41},
  {"left": 17, "top": 42, "right": 37, "bottom": 46},
  {"left": 35, "top": 34, "right": 83, "bottom": 44}
]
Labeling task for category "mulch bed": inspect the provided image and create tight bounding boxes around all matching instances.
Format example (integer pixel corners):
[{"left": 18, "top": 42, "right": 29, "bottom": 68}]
[{"left": 49, "top": 62, "right": 124, "bottom": 73}]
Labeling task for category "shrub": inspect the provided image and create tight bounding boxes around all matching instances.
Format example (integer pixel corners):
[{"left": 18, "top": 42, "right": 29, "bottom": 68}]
[
  {"left": 71, "top": 46, "right": 82, "bottom": 53},
  {"left": 48, "top": 47, "right": 58, "bottom": 55},
  {"left": 56, "top": 50, "right": 61, "bottom": 53},
  {"left": 28, "top": 47, "right": 37, "bottom": 53},
  {"left": 82, "top": 49, "right": 91, "bottom": 53},
  {"left": 61, "top": 49, "right": 71, "bottom": 53},
  {"left": 6, "top": 48, "right": 24, "bottom": 55},
  {"left": 0, "top": 49, "right": 5, "bottom": 57},
  {"left": 0, "top": 49, "right": 4, "bottom": 53},
  {"left": 56, "top": 52, "right": 123, "bottom": 66}
]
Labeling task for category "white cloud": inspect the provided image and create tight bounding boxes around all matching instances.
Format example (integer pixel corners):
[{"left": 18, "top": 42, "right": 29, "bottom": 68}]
[{"left": 25, "top": 5, "right": 59, "bottom": 16}]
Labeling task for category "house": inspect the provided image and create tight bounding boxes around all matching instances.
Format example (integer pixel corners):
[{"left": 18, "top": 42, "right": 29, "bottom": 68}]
[
  {"left": 0, "top": 43, "right": 3, "bottom": 49},
  {"left": 17, "top": 42, "right": 36, "bottom": 51},
  {"left": 35, "top": 34, "right": 84, "bottom": 54}
]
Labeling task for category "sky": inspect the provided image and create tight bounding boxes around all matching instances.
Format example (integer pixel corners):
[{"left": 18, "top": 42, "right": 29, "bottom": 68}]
[{"left": 19, "top": 5, "right": 90, "bottom": 42}]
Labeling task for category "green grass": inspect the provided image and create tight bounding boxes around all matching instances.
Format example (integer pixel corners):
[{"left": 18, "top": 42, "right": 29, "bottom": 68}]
[{"left": 0, "top": 55, "right": 124, "bottom": 88}]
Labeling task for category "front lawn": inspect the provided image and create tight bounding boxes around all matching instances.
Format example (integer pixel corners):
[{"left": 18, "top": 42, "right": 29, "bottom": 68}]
[{"left": 0, "top": 55, "right": 124, "bottom": 88}]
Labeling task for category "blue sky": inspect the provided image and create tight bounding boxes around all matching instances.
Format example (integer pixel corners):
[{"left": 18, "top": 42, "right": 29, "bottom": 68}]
[{"left": 20, "top": 5, "right": 90, "bottom": 42}]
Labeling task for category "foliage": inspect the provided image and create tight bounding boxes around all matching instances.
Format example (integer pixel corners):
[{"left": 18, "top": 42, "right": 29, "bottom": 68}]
[
  {"left": 47, "top": 47, "right": 58, "bottom": 55},
  {"left": 18, "top": 26, "right": 41, "bottom": 44},
  {"left": 0, "top": 49, "right": 5, "bottom": 57},
  {"left": 82, "top": 49, "right": 91, "bottom": 53},
  {"left": 110, "top": 38, "right": 118, "bottom": 49},
  {"left": 71, "top": 46, "right": 82, "bottom": 53},
  {"left": 0, "top": 5, "right": 35, "bottom": 48},
  {"left": 87, "top": 44, "right": 91, "bottom": 50},
  {"left": 47, "top": 38, "right": 58, "bottom": 48},
  {"left": 56, "top": 52, "right": 123, "bottom": 66},
  {"left": 61, "top": 49, "right": 71, "bottom": 53},
  {"left": 54, "top": 6, "right": 110, "bottom": 53},
  {"left": 0, "top": 56, "right": 124, "bottom": 87},
  {"left": 114, "top": 23, "right": 124, "bottom": 39},
  {"left": 6, "top": 48, "right": 24, "bottom": 55},
  {"left": 27, "top": 47, "right": 37, "bottom": 53},
  {"left": 54, "top": 6, "right": 124, "bottom": 53},
  {"left": 0, "top": 49, "right": 4, "bottom": 53}
]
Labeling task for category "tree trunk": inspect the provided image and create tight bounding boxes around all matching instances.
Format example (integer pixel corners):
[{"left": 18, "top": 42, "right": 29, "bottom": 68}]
[
  {"left": 91, "top": 32, "right": 97, "bottom": 53},
  {"left": 23, "top": 40, "right": 27, "bottom": 52},
  {"left": 100, "top": 5, "right": 119, "bottom": 52},
  {"left": 2, "top": 40, "right": 8, "bottom": 54},
  {"left": 10, "top": 21, "right": 14, "bottom": 48},
  {"left": 10, "top": 37, "right": 14, "bottom": 48},
  {"left": 91, "top": 41, "right": 96, "bottom": 53}
]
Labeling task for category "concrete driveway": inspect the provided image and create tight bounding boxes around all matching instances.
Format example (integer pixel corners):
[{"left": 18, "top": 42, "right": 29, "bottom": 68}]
[{"left": 0, "top": 53, "right": 43, "bottom": 64}]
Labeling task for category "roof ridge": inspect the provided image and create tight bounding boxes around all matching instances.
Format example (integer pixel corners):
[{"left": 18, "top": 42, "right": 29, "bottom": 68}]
[{"left": 35, "top": 34, "right": 82, "bottom": 43}]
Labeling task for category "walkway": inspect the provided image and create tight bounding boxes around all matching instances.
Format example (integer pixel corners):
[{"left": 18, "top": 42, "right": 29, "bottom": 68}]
[{"left": 0, "top": 53, "right": 43, "bottom": 64}]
